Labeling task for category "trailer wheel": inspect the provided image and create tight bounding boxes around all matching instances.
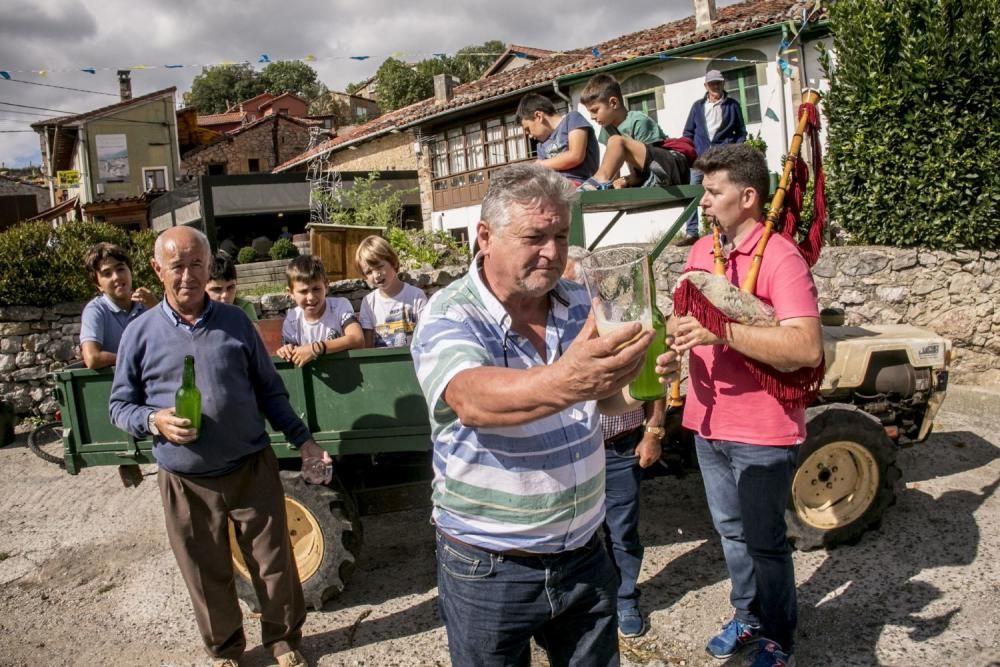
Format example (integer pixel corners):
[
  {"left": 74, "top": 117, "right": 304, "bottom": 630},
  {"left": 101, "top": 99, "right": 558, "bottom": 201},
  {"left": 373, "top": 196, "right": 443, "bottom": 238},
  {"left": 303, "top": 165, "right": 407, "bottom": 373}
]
[
  {"left": 229, "top": 469, "right": 362, "bottom": 611},
  {"left": 27, "top": 421, "right": 65, "bottom": 467},
  {"left": 786, "top": 405, "right": 900, "bottom": 551}
]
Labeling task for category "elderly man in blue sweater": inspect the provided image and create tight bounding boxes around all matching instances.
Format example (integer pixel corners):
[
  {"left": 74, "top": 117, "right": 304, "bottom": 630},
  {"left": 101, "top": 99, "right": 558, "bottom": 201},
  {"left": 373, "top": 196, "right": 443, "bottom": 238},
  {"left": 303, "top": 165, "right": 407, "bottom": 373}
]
[
  {"left": 680, "top": 69, "right": 747, "bottom": 243},
  {"left": 110, "top": 226, "right": 330, "bottom": 667}
]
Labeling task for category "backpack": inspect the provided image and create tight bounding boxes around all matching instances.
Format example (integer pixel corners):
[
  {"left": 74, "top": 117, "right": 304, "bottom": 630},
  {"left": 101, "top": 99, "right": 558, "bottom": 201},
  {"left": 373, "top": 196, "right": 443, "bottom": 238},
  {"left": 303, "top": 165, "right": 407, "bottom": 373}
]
[{"left": 661, "top": 137, "right": 697, "bottom": 165}]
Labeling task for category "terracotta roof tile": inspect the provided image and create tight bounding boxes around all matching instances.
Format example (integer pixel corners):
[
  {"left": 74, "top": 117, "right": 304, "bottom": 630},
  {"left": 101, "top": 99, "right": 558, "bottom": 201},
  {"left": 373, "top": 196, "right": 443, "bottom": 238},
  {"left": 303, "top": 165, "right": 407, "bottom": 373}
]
[
  {"left": 274, "top": 0, "right": 819, "bottom": 172},
  {"left": 30, "top": 87, "right": 176, "bottom": 129},
  {"left": 197, "top": 111, "right": 246, "bottom": 126}
]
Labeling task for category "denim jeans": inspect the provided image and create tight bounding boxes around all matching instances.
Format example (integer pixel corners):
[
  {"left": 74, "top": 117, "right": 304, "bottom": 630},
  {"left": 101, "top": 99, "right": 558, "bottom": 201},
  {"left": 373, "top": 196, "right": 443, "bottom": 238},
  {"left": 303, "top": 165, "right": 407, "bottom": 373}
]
[
  {"left": 695, "top": 435, "right": 798, "bottom": 651},
  {"left": 684, "top": 168, "right": 704, "bottom": 237},
  {"left": 603, "top": 430, "right": 644, "bottom": 611},
  {"left": 435, "top": 531, "right": 620, "bottom": 667}
]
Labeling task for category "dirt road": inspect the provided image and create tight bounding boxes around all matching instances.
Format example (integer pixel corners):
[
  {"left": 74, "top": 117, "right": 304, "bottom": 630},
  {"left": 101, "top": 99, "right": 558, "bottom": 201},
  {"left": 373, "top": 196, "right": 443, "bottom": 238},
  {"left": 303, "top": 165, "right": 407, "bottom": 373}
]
[{"left": 1, "top": 386, "right": 998, "bottom": 666}]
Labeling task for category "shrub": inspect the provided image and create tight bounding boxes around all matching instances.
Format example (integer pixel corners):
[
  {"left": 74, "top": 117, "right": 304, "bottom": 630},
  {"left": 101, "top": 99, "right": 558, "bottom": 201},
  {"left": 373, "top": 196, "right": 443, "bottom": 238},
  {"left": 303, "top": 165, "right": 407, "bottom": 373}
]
[
  {"left": 387, "top": 227, "right": 470, "bottom": 269},
  {"left": 237, "top": 247, "right": 257, "bottom": 265},
  {"left": 269, "top": 238, "right": 299, "bottom": 260},
  {"left": 128, "top": 229, "right": 160, "bottom": 297},
  {"left": 822, "top": 0, "right": 1000, "bottom": 249},
  {"left": 0, "top": 220, "right": 152, "bottom": 306},
  {"left": 320, "top": 170, "right": 416, "bottom": 228}
]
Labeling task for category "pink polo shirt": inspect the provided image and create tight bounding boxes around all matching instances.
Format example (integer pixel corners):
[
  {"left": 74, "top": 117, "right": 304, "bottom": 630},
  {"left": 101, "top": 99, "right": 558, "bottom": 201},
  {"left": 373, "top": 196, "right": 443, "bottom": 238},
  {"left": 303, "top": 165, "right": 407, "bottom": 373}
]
[{"left": 681, "top": 223, "right": 819, "bottom": 445}]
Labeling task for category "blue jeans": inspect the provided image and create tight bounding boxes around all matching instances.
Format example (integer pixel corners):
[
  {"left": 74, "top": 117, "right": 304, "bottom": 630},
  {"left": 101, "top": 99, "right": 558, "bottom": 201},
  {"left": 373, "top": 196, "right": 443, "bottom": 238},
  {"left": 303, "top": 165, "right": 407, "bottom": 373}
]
[
  {"left": 684, "top": 168, "right": 704, "bottom": 237},
  {"left": 436, "top": 531, "right": 620, "bottom": 667},
  {"left": 695, "top": 435, "right": 798, "bottom": 651},
  {"left": 603, "top": 430, "right": 644, "bottom": 611}
]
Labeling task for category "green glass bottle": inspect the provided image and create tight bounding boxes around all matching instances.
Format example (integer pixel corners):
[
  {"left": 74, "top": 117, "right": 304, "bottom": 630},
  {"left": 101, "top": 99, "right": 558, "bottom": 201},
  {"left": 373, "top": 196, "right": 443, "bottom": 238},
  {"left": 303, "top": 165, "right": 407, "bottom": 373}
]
[
  {"left": 175, "top": 355, "right": 202, "bottom": 432},
  {"left": 629, "top": 256, "right": 668, "bottom": 401}
]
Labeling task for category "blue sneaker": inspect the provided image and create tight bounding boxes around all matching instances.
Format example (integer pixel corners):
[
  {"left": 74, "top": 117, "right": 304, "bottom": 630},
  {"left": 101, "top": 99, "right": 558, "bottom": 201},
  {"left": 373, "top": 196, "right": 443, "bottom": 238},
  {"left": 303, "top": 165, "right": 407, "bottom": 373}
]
[
  {"left": 617, "top": 607, "right": 647, "bottom": 638},
  {"left": 705, "top": 618, "right": 761, "bottom": 658},
  {"left": 746, "top": 639, "right": 794, "bottom": 667}
]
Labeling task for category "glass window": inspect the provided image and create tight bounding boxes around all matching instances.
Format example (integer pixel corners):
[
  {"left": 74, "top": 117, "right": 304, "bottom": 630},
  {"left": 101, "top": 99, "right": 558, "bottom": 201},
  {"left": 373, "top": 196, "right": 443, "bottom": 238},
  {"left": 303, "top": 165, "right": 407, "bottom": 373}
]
[
  {"left": 447, "top": 128, "right": 466, "bottom": 174},
  {"left": 431, "top": 134, "right": 449, "bottom": 178},
  {"left": 486, "top": 118, "right": 506, "bottom": 165},
  {"left": 625, "top": 92, "right": 657, "bottom": 120},
  {"left": 504, "top": 113, "right": 528, "bottom": 161},
  {"left": 143, "top": 167, "right": 167, "bottom": 191},
  {"left": 465, "top": 122, "right": 485, "bottom": 170},
  {"left": 723, "top": 67, "right": 761, "bottom": 123}
]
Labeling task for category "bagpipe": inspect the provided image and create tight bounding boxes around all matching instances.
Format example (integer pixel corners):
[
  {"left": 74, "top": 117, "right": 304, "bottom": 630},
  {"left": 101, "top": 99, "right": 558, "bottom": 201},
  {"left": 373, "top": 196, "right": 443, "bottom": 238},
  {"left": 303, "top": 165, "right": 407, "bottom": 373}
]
[{"left": 670, "top": 89, "right": 826, "bottom": 409}]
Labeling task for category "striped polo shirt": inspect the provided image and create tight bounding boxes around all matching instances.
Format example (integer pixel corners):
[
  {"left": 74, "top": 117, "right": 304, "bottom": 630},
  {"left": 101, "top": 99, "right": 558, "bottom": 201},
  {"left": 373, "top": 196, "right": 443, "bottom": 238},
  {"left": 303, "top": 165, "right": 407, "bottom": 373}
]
[{"left": 411, "top": 261, "right": 605, "bottom": 553}]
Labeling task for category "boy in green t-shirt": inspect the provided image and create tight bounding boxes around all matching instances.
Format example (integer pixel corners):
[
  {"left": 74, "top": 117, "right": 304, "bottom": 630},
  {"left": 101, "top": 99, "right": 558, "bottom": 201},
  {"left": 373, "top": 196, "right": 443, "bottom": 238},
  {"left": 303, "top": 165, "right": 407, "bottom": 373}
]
[
  {"left": 206, "top": 251, "right": 258, "bottom": 320},
  {"left": 579, "top": 73, "right": 691, "bottom": 190}
]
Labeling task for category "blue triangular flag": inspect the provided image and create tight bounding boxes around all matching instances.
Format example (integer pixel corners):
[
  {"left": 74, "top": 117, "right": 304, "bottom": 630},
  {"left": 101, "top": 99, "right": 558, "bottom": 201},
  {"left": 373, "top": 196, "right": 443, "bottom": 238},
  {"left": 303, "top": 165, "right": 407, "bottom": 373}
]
[
  {"left": 765, "top": 107, "right": 780, "bottom": 121},
  {"left": 165, "top": 64, "right": 184, "bottom": 68},
  {"left": 81, "top": 67, "right": 96, "bottom": 74},
  {"left": 258, "top": 54, "right": 271, "bottom": 64},
  {"left": 0, "top": 71, "right": 10, "bottom": 80},
  {"left": 513, "top": 51, "right": 528, "bottom": 59},
  {"left": 591, "top": 47, "right": 600, "bottom": 58},
  {"left": 349, "top": 55, "right": 370, "bottom": 61}
]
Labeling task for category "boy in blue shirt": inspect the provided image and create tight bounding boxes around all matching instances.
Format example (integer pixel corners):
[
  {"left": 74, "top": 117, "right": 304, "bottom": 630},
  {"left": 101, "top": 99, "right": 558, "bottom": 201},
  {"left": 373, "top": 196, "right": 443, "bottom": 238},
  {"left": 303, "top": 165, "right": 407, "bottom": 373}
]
[
  {"left": 516, "top": 93, "right": 599, "bottom": 185},
  {"left": 79, "top": 242, "right": 157, "bottom": 369},
  {"left": 578, "top": 73, "right": 692, "bottom": 190}
]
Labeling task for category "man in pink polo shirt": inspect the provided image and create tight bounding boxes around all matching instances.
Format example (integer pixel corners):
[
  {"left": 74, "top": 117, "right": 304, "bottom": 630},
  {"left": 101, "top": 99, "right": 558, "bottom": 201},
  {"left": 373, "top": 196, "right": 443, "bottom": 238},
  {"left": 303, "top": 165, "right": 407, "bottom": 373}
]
[{"left": 670, "top": 144, "right": 823, "bottom": 667}]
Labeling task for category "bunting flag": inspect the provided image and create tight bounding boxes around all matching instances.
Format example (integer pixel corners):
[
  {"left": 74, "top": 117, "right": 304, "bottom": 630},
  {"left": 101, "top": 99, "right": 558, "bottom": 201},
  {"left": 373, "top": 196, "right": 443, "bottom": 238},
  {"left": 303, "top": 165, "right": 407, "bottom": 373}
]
[
  {"left": 591, "top": 47, "right": 601, "bottom": 58},
  {"left": 349, "top": 55, "right": 369, "bottom": 61},
  {"left": 765, "top": 107, "right": 780, "bottom": 121},
  {"left": 81, "top": 67, "right": 96, "bottom": 74},
  {"left": 258, "top": 54, "right": 271, "bottom": 64},
  {"left": 0, "top": 71, "right": 10, "bottom": 80}
]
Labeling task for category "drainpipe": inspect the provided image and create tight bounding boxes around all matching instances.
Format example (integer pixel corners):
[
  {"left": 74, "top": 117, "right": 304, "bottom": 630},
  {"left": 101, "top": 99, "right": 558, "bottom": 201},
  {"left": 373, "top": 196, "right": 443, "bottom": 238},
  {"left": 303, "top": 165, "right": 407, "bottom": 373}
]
[{"left": 551, "top": 80, "right": 572, "bottom": 106}]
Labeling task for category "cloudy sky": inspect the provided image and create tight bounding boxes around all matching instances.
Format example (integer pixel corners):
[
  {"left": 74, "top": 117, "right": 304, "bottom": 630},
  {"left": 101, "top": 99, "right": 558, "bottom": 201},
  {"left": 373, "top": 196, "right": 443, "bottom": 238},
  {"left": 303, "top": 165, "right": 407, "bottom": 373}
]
[{"left": 0, "top": 0, "right": 741, "bottom": 169}]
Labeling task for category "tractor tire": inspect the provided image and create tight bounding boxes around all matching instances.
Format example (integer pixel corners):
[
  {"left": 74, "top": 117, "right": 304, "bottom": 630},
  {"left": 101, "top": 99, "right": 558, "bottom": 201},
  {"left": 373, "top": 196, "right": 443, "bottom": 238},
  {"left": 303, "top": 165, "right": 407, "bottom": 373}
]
[
  {"left": 230, "top": 469, "right": 362, "bottom": 611},
  {"left": 786, "top": 405, "right": 900, "bottom": 551}
]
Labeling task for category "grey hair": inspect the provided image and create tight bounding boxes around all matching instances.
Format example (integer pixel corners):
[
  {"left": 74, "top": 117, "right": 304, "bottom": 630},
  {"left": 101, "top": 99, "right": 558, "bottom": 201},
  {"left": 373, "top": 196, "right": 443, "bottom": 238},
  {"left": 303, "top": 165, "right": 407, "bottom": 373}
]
[
  {"left": 563, "top": 245, "right": 591, "bottom": 283},
  {"left": 480, "top": 162, "right": 579, "bottom": 232},
  {"left": 153, "top": 226, "right": 211, "bottom": 264}
]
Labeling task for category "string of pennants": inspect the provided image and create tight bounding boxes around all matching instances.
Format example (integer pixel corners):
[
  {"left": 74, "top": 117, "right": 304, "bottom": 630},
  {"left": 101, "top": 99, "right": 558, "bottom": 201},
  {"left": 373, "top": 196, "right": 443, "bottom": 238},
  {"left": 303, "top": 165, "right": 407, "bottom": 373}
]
[{"left": 0, "top": 50, "right": 788, "bottom": 82}]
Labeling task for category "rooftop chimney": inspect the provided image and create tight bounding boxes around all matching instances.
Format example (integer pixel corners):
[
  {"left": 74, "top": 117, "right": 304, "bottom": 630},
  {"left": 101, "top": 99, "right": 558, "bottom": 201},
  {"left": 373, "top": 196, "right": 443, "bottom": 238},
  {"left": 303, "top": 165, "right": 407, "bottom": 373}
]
[
  {"left": 694, "top": 0, "right": 717, "bottom": 33},
  {"left": 433, "top": 73, "right": 456, "bottom": 105},
  {"left": 117, "top": 70, "right": 132, "bottom": 101}
]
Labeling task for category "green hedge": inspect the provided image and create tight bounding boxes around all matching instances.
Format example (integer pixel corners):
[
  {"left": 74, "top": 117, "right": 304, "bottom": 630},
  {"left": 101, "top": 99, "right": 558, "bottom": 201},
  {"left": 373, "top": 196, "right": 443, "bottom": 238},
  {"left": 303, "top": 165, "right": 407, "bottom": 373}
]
[
  {"left": 823, "top": 0, "right": 1000, "bottom": 249},
  {"left": 0, "top": 221, "right": 160, "bottom": 307},
  {"left": 269, "top": 238, "right": 299, "bottom": 260}
]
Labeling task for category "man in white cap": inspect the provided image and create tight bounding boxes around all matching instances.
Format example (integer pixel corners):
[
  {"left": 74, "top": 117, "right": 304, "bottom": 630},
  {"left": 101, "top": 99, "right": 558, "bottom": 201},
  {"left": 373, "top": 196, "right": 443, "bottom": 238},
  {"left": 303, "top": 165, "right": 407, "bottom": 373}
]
[{"left": 680, "top": 69, "right": 747, "bottom": 245}]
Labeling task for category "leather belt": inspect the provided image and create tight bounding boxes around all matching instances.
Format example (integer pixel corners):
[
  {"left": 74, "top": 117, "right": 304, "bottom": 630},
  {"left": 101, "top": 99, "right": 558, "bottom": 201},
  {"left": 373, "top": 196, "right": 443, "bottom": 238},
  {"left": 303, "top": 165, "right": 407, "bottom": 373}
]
[
  {"left": 604, "top": 426, "right": 643, "bottom": 448},
  {"left": 438, "top": 530, "right": 591, "bottom": 559}
]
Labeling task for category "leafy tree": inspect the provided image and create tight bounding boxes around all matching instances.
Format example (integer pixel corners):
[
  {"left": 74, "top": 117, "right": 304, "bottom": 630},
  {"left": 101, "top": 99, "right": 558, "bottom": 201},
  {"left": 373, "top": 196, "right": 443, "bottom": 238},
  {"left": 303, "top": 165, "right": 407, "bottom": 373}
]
[
  {"left": 325, "top": 171, "right": 415, "bottom": 228},
  {"left": 344, "top": 80, "right": 364, "bottom": 95},
  {"left": 822, "top": 0, "right": 1000, "bottom": 249},
  {"left": 374, "top": 58, "right": 433, "bottom": 111},
  {"left": 449, "top": 40, "right": 506, "bottom": 83},
  {"left": 259, "top": 60, "right": 326, "bottom": 102},
  {"left": 183, "top": 63, "right": 263, "bottom": 114}
]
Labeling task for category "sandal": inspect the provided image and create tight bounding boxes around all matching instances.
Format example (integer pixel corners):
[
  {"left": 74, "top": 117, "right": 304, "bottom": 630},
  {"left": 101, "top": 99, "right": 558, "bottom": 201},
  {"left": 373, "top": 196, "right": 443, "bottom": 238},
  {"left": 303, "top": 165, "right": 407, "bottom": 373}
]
[{"left": 577, "top": 177, "right": 613, "bottom": 192}]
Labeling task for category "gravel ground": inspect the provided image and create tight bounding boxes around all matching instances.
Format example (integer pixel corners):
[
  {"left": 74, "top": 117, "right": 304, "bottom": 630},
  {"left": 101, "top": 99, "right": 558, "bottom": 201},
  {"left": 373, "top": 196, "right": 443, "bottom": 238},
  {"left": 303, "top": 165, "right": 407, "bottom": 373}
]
[{"left": 1, "top": 386, "right": 998, "bottom": 667}]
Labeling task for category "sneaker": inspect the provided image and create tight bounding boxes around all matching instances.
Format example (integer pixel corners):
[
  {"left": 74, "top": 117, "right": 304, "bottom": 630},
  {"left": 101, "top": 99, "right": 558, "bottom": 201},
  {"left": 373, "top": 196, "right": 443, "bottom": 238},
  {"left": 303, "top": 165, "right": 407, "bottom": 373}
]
[
  {"left": 746, "top": 639, "right": 794, "bottom": 667},
  {"left": 617, "top": 607, "right": 647, "bottom": 638},
  {"left": 276, "top": 650, "right": 309, "bottom": 667},
  {"left": 705, "top": 618, "right": 761, "bottom": 659}
]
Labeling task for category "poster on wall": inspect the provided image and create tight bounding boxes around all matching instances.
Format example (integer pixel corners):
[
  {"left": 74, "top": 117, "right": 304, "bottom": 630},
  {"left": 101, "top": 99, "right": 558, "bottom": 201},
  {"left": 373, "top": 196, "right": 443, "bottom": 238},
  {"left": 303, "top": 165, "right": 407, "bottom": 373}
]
[{"left": 95, "top": 134, "right": 129, "bottom": 182}]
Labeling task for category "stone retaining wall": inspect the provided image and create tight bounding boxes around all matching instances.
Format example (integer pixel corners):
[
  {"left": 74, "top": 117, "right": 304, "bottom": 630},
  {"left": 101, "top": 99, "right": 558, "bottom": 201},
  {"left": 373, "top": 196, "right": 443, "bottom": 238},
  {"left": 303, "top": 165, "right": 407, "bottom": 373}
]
[{"left": 1, "top": 247, "right": 997, "bottom": 417}]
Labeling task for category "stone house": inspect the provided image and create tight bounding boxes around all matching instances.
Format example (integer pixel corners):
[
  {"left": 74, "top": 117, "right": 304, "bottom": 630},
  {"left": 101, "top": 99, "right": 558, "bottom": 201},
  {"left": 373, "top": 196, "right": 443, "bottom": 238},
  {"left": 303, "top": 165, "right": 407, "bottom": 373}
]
[
  {"left": 273, "top": 0, "right": 829, "bottom": 248},
  {"left": 0, "top": 174, "right": 49, "bottom": 231},
  {"left": 181, "top": 114, "right": 315, "bottom": 177}
]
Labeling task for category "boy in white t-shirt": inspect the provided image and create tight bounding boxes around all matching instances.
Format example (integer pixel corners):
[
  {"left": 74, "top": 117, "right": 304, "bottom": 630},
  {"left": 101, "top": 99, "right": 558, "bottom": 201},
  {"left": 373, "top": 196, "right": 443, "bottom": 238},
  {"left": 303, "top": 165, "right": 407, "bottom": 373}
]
[
  {"left": 355, "top": 235, "right": 427, "bottom": 348},
  {"left": 277, "top": 255, "right": 364, "bottom": 366}
]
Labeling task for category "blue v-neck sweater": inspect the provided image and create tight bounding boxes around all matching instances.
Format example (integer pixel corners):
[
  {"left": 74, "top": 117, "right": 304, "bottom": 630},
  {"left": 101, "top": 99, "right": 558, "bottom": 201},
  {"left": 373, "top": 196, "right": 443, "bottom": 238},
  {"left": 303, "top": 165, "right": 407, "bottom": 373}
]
[{"left": 110, "top": 299, "right": 311, "bottom": 477}]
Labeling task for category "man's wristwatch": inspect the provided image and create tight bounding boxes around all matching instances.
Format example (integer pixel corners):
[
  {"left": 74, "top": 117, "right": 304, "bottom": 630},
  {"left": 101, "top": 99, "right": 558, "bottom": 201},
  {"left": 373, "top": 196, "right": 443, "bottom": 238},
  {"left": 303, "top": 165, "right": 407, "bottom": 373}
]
[
  {"left": 147, "top": 411, "right": 160, "bottom": 437},
  {"left": 644, "top": 424, "right": 666, "bottom": 440}
]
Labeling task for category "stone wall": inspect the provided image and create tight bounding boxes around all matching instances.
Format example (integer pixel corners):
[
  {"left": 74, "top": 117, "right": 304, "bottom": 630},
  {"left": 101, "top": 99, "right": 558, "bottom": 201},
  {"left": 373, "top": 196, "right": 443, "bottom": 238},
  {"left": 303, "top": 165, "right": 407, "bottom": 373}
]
[
  {"left": 1, "top": 247, "right": 997, "bottom": 418},
  {"left": 327, "top": 132, "right": 417, "bottom": 173},
  {"left": 181, "top": 116, "right": 313, "bottom": 177},
  {"left": 0, "top": 268, "right": 463, "bottom": 417}
]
